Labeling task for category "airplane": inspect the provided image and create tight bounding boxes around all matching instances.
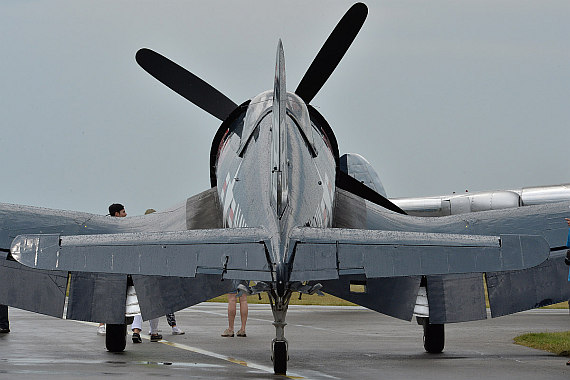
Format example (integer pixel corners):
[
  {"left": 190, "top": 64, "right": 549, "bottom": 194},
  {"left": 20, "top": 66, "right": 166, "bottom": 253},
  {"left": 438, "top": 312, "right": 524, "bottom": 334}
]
[{"left": 2, "top": 2, "right": 570, "bottom": 375}]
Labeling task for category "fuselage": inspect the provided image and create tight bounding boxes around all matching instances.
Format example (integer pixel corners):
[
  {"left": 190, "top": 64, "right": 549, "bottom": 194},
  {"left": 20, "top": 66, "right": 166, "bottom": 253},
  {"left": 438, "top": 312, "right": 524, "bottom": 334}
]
[{"left": 214, "top": 91, "right": 336, "bottom": 284}]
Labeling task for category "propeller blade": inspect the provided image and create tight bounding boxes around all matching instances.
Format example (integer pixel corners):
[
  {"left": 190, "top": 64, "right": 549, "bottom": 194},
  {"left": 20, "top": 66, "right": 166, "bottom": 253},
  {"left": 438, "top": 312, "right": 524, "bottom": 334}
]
[
  {"left": 295, "top": 3, "right": 368, "bottom": 104},
  {"left": 136, "top": 48, "right": 238, "bottom": 121}
]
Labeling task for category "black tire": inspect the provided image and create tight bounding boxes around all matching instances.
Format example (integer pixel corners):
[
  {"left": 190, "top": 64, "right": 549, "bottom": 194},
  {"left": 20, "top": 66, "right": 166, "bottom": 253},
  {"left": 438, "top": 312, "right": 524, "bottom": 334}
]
[
  {"left": 423, "top": 323, "right": 444, "bottom": 353},
  {"left": 106, "top": 324, "right": 127, "bottom": 352},
  {"left": 272, "top": 340, "right": 287, "bottom": 375}
]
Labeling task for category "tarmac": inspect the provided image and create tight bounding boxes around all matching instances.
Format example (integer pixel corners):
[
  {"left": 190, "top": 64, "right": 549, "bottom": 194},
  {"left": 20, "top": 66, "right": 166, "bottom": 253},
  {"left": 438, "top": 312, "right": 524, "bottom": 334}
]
[{"left": 0, "top": 303, "right": 568, "bottom": 379}]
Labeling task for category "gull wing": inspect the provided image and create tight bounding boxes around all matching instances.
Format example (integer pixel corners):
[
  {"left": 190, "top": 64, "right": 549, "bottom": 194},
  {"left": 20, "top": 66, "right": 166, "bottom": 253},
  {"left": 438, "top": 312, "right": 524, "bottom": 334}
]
[
  {"left": 0, "top": 187, "right": 222, "bottom": 252},
  {"left": 0, "top": 188, "right": 227, "bottom": 322},
  {"left": 325, "top": 188, "right": 570, "bottom": 322}
]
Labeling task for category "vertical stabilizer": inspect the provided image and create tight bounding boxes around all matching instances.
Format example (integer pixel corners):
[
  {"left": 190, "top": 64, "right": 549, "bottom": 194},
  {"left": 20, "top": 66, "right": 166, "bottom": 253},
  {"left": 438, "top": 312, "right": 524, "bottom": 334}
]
[{"left": 271, "top": 40, "right": 288, "bottom": 218}]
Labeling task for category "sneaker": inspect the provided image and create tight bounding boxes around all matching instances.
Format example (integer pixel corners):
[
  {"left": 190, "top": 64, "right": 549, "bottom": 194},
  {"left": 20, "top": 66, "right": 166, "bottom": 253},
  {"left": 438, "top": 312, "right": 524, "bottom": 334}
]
[
  {"left": 150, "top": 333, "right": 163, "bottom": 342},
  {"left": 236, "top": 329, "right": 246, "bottom": 337},
  {"left": 172, "top": 326, "right": 185, "bottom": 335},
  {"left": 221, "top": 328, "right": 234, "bottom": 337},
  {"left": 97, "top": 325, "right": 106, "bottom": 336},
  {"left": 132, "top": 332, "right": 142, "bottom": 343},
  {"left": 0, "top": 328, "right": 10, "bottom": 333}
]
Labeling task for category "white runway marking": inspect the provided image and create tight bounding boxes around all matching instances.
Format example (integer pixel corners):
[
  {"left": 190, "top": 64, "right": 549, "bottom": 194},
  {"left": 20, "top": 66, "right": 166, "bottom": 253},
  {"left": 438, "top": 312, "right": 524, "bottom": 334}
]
[
  {"left": 159, "top": 340, "right": 307, "bottom": 379},
  {"left": 72, "top": 304, "right": 567, "bottom": 380},
  {"left": 72, "top": 319, "right": 310, "bottom": 379}
]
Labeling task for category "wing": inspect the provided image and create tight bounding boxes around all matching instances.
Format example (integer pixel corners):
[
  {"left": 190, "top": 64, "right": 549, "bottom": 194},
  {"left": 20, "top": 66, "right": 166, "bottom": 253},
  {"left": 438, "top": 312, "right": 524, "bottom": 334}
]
[
  {"left": 326, "top": 187, "right": 570, "bottom": 322},
  {"left": 0, "top": 187, "right": 225, "bottom": 252},
  {"left": 0, "top": 188, "right": 232, "bottom": 323},
  {"left": 0, "top": 199, "right": 188, "bottom": 251}
]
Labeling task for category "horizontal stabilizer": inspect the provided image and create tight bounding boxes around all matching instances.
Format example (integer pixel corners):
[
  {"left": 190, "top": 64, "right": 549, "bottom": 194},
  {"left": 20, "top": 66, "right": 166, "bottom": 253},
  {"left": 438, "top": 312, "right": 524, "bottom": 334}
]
[
  {"left": 10, "top": 228, "right": 272, "bottom": 281},
  {"left": 289, "top": 227, "right": 550, "bottom": 280}
]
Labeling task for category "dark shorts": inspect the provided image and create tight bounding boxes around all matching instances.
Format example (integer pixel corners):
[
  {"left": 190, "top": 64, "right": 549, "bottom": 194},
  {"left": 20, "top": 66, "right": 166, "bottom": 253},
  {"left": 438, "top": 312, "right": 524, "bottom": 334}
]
[{"left": 229, "top": 280, "right": 249, "bottom": 294}]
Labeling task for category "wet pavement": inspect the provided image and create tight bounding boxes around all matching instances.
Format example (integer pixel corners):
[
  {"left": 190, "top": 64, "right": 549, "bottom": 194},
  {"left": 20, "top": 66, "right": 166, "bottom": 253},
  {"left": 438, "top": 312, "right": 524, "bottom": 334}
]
[{"left": 0, "top": 303, "right": 568, "bottom": 379}]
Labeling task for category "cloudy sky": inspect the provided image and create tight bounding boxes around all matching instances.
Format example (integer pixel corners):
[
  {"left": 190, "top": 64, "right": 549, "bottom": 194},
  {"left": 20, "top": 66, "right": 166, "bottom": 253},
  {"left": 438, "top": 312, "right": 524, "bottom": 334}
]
[{"left": 1, "top": 1, "right": 568, "bottom": 216}]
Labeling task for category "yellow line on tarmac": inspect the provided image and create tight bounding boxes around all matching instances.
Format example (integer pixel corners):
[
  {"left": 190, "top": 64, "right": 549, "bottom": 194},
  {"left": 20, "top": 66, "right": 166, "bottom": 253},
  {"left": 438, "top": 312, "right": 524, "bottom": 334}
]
[
  {"left": 159, "top": 339, "right": 305, "bottom": 379},
  {"left": 75, "top": 320, "right": 305, "bottom": 379}
]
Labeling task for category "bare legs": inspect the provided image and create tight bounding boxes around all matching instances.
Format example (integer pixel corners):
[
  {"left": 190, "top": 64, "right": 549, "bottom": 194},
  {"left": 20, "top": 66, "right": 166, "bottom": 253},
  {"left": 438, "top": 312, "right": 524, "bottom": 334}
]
[{"left": 227, "top": 293, "right": 248, "bottom": 333}]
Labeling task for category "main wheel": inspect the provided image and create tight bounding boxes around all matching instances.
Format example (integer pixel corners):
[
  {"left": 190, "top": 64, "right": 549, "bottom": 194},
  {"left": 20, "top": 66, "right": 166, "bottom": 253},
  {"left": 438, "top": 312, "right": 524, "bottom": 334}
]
[
  {"left": 423, "top": 323, "right": 444, "bottom": 353},
  {"left": 272, "top": 340, "right": 288, "bottom": 375},
  {"left": 106, "top": 324, "right": 127, "bottom": 352}
]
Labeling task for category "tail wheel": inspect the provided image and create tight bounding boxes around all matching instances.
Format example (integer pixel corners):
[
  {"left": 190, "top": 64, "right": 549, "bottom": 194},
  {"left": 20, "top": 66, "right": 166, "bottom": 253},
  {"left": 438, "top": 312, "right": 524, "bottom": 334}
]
[
  {"left": 272, "top": 340, "right": 288, "bottom": 375},
  {"left": 423, "top": 323, "right": 444, "bottom": 353},
  {"left": 106, "top": 324, "right": 127, "bottom": 352}
]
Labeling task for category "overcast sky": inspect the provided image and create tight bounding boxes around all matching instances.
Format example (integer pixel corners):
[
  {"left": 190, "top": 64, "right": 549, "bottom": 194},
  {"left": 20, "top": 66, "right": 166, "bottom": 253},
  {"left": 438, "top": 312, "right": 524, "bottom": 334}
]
[{"left": 1, "top": 1, "right": 568, "bottom": 216}]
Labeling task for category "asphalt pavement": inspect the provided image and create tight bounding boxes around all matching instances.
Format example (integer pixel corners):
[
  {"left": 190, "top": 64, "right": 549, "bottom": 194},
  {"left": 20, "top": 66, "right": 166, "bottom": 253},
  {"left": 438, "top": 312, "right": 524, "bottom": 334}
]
[{"left": 0, "top": 303, "right": 568, "bottom": 379}]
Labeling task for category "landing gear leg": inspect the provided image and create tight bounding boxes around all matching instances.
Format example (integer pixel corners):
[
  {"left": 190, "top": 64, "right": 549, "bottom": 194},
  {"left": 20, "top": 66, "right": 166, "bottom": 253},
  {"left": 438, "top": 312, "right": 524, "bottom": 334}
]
[
  {"left": 105, "top": 324, "right": 127, "bottom": 352},
  {"left": 269, "top": 290, "right": 291, "bottom": 375},
  {"left": 418, "top": 317, "right": 444, "bottom": 353}
]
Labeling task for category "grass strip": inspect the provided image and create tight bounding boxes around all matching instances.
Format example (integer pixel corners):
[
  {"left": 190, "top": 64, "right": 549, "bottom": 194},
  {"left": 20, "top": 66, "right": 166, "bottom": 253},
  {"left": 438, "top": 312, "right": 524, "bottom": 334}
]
[
  {"left": 208, "top": 293, "right": 569, "bottom": 309},
  {"left": 514, "top": 331, "right": 570, "bottom": 356},
  {"left": 209, "top": 292, "right": 356, "bottom": 306}
]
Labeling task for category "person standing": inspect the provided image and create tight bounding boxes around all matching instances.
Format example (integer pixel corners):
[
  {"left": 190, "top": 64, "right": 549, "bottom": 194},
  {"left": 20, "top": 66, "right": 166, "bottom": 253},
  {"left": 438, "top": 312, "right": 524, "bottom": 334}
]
[
  {"left": 107, "top": 205, "right": 163, "bottom": 343},
  {"left": 144, "top": 209, "right": 185, "bottom": 336},
  {"left": 0, "top": 305, "right": 9, "bottom": 333},
  {"left": 131, "top": 314, "right": 162, "bottom": 343},
  {"left": 96, "top": 203, "right": 128, "bottom": 336},
  {"left": 221, "top": 281, "right": 248, "bottom": 337}
]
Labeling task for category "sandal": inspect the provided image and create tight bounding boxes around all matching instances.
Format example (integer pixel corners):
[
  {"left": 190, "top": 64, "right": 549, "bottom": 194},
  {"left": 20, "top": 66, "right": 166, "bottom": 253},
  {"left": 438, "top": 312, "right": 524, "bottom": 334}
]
[
  {"left": 221, "top": 328, "right": 234, "bottom": 337},
  {"left": 236, "top": 329, "right": 246, "bottom": 337}
]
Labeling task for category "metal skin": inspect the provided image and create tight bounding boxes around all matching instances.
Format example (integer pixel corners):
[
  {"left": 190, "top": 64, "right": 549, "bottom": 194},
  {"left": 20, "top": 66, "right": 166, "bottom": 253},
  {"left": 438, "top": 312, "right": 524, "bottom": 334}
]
[
  {"left": 339, "top": 152, "right": 570, "bottom": 216},
  {"left": 214, "top": 42, "right": 336, "bottom": 348},
  {"left": 390, "top": 184, "right": 570, "bottom": 216},
  {"left": 2, "top": 2, "right": 570, "bottom": 375}
]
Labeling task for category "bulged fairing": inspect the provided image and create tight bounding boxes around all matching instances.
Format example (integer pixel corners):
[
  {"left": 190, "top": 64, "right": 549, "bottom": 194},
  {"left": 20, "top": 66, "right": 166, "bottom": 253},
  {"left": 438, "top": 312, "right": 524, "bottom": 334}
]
[{"left": 215, "top": 88, "right": 336, "bottom": 266}]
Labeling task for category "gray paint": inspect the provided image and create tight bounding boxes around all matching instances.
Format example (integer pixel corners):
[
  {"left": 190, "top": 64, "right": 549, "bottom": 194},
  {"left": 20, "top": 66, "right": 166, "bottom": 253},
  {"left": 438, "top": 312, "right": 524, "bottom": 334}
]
[
  {"left": 289, "top": 227, "right": 550, "bottom": 278},
  {"left": 426, "top": 274, "right": 487, "bottom": 324},
  {"left": 185, "top": 187, "right": 223, "bottom": 229},
  {"left": 0, "top": 6, "right": 568, "bottom": 368},
  {"left": 321, "top": 275, "right": 420, "bottom": 321},
  {"left": 66, "top": 273, "right": 127, "bottom": 323},
  {"left": 486, "top": 253, "right": 570, "bottom": 318},
  {"left": 0, "top": 260, "right": 67, "bottom": 318},
  {"left": 333, "top": 187, "right": 570, "bottom": 321},
  {"left": 340, "top": 153, "right": 387, "bottom": 197},
  {"left": 0, "top": 190, "right": 227, "bottom": 323},
  {"left": 132, "top": 274, "right": 234, "bottom": 320},
  {"left": 10, "top": 228, "right": 272, "bottom": 280}
]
